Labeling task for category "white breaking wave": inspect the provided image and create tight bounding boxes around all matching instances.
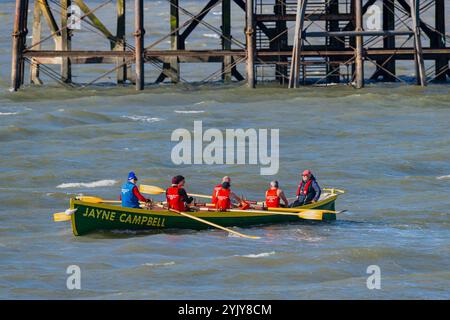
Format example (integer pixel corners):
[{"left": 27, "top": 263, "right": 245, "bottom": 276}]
[
  {"left": 0, "top": 112, "right": 19, "bottom": 116},
  {"left": 203, "top": 33, "right": 220, "bottom": 39},
  {"left": 436, "top": 175, "right": 450, "bottom": 180},
  {"left": 174, "top": 110, "right": 205, "bottom": 114},
  {"left": 142, "top": 261, "right": 175, "bottom": 267},
  {"left": 236, "top": 251, "right": 276, "bottom": 258},
  {"left": 122, "top": 115, "right": 163, "bottom": 123},
  {"left": 56, "top": 179, "right": 118, "bottom": 189}
]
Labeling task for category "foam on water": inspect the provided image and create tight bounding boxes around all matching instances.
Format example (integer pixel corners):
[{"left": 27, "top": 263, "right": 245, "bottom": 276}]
[
  {"left": 142, "top": 262, "right": 175, "bottom": 267},
  {"left": 121, "top": 115, "right": 163, "bottom": 123},
  {"left": 174, "top": 110, "right": 205, "bottom": 114},
  {"left": 436, "top": 175, "right": 450, "bottom": 180},
  {"left": 236, "top": 252, "right": 276, "bottom": 258}
]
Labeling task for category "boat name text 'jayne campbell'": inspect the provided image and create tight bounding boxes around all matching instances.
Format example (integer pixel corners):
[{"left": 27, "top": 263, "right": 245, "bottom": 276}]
[{"left": 82, "top": 208, "right": 165, "bottom": 227}]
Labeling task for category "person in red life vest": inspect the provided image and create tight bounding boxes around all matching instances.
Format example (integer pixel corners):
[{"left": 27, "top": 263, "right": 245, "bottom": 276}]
[
  {"left": 166, "top": 175, "right": 194, "bottom": 211},
  {"left": 120, "top": 171, "right": 152, "bottom": 208},
  {"left": 212, "top": 176, "right": 231, "bottom": 205},
  {"left": 215, "top": 181, "right": 244, "bottom": 211},
  {"left": 265, "top": 180, "right": 289, "bottom": 208},
  {"left": 290, "top": 170, "right": 321, "bottom": 207}
]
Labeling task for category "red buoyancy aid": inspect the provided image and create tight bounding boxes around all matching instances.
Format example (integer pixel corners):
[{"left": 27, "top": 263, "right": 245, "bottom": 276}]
[
  {"left": 296, "top": 179, "right": 313, "bottom": 197},
  {"left": 216, "top": 188, "right": 231, "bottom": 210},
  {"left": 211, "top": 184, "right": 222, "bottom": 204},
  {"left": 266, "top": 188, "right": 280, "bottom": 208},
  {"left": 166, "top": 186, "right": 186, "bottom": 211}
]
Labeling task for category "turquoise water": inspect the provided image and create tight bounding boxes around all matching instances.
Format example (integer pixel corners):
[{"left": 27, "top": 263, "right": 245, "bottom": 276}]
[{"left": 0, "top": 1, "right": 449, "bottom": 299}]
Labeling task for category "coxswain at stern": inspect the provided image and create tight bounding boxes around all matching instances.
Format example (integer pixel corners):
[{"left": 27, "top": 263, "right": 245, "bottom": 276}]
[{"left": 290, "top": 170, "right": 321, "bottom": 207}]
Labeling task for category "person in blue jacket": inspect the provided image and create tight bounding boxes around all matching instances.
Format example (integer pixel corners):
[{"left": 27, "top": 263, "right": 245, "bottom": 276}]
[{"left": 120, "top": 171, "right": 151, "bottom": 208}]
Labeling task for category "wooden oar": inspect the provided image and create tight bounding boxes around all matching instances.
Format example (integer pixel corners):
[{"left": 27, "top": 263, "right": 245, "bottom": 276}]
[
  {"left": 77, "top": 196, "right": 150, "bottom": 206},
  {"left": 196, "top": 207, "right": 325, "bottom": 221},
  {"left": 139, "top": 184, "right": 166, "bottom": 195},
  {"left": 140, "top": 184, "right": 215, "bottom": 201},
  {"left": 229, "top": 208, "right": 325, "bottom": 221},
  {"left": 53, "top": 208, "right": 77, "bottom": 222},
  {"left": 76, "top": 196, "right": 121, "bottom": 204},
  {"left": 165, "top": 207, "right": 260, "bottom": 240},
  {"left": 266, "top": 207, "right": 339, "bottom": 214}
]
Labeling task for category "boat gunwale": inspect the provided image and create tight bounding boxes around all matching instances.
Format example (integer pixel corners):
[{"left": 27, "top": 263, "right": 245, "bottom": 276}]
[{"left": 70, "top": 194, "right": 338, "bottom": 218}]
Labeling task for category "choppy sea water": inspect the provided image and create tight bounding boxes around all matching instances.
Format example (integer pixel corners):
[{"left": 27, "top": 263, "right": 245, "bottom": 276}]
[{"left": 0, "top": 1, "right": 449, "bottom": 299}]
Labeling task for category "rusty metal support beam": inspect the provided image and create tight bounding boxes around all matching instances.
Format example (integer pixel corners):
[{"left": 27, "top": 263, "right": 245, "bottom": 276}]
[
  {"left": 410, "top": 0, "right": 426, "bottom": 86},
  {"left": 116, "top": 0, "right": 127, "bottom": 84},
  {"left": 30, "top": 0, "right": 43, "bottom": 85},
  {"left": 289, "top": 0, "right": 308, "bottom": 88},
  {"left": 246, "top": 0, "right": 255, "bottom": 88},
  {"left": 19, "top": 0, "right": 29, "bottom": 86},
  {"left": 11, "top": 0, "right": 27, "bottom": 91},
  {"left": 222, "top": 0, "right": 232, "bottom": 82},
  {"left": 61, "top": 0, "right": 71, "bottom": 83},
  {"left": 354, "top": 0, "right": 364, "bottom": 89},
  {"left": 135, "top": 0, "right": 144, "bottom": 90},
  {"left": 432, "top": 0, "right": 447, "bottom": 82}
]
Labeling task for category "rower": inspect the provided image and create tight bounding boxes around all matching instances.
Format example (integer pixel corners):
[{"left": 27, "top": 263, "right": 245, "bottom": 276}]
[
  {"left": 290, "top": 170, "right": 321, "bottom": 207},
  {"left": 212, "top": 176, "right": 231, "bottom": 205},
  {"left": 166, "top": 175, "right": 194, "bottom": 211},
  {"left": 216, "top": 181, "right": 245, "bottom": 211},
  {"left": 121, "top": 171, "right": 151, "bottom": 208},
  {"left": 265, "top": 180, "right": 289, "bottom": 208}
]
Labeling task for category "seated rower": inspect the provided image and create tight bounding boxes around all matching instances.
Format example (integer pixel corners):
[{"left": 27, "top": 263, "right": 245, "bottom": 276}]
[
  {"left": 166, "top": 175, "right": 194, "bottom": 212},
  {"left": 265, "top": 180, "right": 289, "bottom": 208},
  {"left": 215, "top": 181, "right": 244, "bottom": 211},
  {"left": 212, "top": 176, "right": 231, "bottom": 205},
  {"left": 290, "top": 170, "right": 321, "bottom": 207},
  {"left": 121, "top": 171, "right": 151, "bottom": 208}
]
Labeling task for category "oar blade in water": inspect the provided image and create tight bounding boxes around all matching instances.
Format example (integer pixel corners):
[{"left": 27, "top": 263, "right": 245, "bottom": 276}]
[{"left": 298, "top": 210, "right": 324, "bottom": 221}]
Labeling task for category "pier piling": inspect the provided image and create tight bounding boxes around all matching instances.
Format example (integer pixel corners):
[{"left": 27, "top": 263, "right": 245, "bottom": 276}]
[
  {"left": 134, "top": 0, "right": 144, "bottom": 90},
  {"left": 11, "top": 0, "right": 27, "bottom": 91},
  {"left": 354, "top": 0, "right": 364, "bottom": 89},
  {"left": 246, "top": 0, "right": 255, "bottom": 88},
  {"left": 10, "top": 0, "right": 450, "bottom": 91}
]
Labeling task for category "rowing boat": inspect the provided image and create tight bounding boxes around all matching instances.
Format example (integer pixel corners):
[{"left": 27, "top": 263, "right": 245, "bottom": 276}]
[{"left": 67, "top": 189, "right": 343, "bottom": 236}]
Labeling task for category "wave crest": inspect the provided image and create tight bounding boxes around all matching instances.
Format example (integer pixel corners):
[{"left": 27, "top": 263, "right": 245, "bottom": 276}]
[
  {"left": 56, "top": 179, "right": 118, "bottom": 188},
  {"left": 122, "top": 115, "right": 163, "bottom": 123},
  {"left": 236, "top": 251, "right": 276, "bottom": 258}
]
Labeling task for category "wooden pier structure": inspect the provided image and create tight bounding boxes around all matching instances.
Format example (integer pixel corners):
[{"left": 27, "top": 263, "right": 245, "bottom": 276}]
[{"left": 10, "top": 0, "right": 450, "bottom": 91}]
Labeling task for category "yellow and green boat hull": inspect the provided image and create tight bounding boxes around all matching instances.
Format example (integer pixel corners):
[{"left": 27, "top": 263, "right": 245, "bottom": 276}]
[{"left": 70, "top": 195, "right": 338, "bottom": 236}]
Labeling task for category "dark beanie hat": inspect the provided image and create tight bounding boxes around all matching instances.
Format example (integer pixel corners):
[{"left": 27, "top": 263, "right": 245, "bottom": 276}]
[
  {"left": 172, "top": 175, "right": 185, "bottom": 185},
  {"left": 222, "top": 181, "right": 230, "bottom": 189}
]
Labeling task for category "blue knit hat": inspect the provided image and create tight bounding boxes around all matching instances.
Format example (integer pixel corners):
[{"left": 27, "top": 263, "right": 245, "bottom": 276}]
[{"left": 128, "top": 171, "right": 138, "bottom": 180}]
